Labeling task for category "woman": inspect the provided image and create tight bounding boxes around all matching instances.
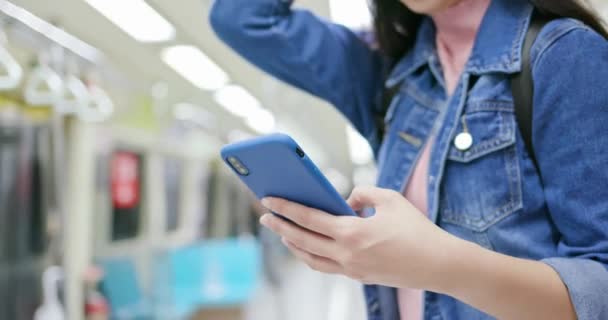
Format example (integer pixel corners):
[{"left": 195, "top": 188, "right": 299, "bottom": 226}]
[{"left": 209, "top": 0, "right": 608, "bottom": 319}]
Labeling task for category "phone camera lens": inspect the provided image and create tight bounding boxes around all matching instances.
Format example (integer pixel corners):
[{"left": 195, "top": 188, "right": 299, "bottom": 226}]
[
  {"left": 226, "top": 156, "right": 250, "bottom": 176},
  {"left": 296, "top": 147, "right": 305, "bottom": 158}
]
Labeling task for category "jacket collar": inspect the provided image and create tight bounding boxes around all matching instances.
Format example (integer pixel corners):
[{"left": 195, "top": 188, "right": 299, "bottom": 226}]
[{"left": 386, "top": 0, "right": 534, "bottom": 87}]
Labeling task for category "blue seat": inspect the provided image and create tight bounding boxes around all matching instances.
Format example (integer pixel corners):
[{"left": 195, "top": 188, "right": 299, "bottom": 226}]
[
  {"left": 98, "top": 257, "right": 152, "bottom": 320},
  {"left": 151, "top": 238, "right": 262, "bottom": 318}
]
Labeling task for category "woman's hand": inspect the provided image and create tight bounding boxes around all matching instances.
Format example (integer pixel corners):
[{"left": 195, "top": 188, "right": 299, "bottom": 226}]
[
  {"left": 261, "top": 186, "right": 577, "bottom": 320},
  {"left": 260, "top": 186, "right": 457, "bottom": 290}
]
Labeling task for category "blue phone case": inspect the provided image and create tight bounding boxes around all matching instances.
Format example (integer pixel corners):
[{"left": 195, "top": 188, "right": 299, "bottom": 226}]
[{"left": 220, "top": 133, "right": 356, "bottom": 216}]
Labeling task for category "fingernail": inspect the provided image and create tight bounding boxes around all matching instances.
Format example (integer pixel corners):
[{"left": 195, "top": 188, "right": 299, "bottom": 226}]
[
  {"left": 281, "top": 237, "right": 289, "bottom": 246},
  {"left": 260, "top": 214, "right": 269, "bottom": 225},
  {"left": 261, "top": 198, "right": 270, "bottom": 208}
]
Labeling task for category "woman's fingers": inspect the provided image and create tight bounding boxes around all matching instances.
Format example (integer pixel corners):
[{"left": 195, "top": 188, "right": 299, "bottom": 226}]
[
  {"left": 261, "top": 197, "right": 341, "bottom": 238},
  {"left": 282, "top": 238, "right": 342, "bottom": 274},
  {"left": 346, "top": 186, "right": 399, "bottom": 211},
  {"left": 260, "top": 213, "right": 337, "bottom": 258}
]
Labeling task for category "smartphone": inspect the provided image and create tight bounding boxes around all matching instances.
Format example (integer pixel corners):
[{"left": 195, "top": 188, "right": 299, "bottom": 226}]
[{"left": 220, "top": 133, "right": 356, "bottom": 216}]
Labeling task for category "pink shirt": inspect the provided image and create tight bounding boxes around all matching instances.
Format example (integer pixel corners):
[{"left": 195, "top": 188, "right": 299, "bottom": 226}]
[{"left": 397, "top": 0, "right": 491, "bottom": 319}]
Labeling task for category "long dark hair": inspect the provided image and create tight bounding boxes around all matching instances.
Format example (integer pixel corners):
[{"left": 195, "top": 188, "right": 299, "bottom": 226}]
[{"left": 371, "top": 0, "right": 608, "bottom": 61}]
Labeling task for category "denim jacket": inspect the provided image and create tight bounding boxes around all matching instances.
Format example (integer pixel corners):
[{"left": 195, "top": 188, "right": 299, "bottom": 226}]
[{"left": 209, "top": 0, "right": 608, "bottom": 319}]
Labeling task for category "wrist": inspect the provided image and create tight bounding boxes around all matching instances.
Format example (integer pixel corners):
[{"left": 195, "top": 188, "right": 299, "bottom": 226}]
[{"left": 426, "top": 232, "right": 485, "bottom": 295}]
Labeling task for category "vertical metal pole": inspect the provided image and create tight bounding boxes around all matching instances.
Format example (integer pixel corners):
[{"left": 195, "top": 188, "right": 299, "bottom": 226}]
[{"left": 63, "top": 118, "right": 96, "bottom": 320}]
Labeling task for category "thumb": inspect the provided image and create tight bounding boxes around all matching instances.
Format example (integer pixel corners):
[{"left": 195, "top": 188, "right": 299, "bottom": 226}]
[{"left": 346, "top": 186, "right": 398, "bottom": 212}]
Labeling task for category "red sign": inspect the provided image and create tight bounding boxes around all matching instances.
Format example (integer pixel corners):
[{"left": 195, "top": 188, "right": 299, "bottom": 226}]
[{"left": 111, "top": 152, "right": 140, "bottom": 209}]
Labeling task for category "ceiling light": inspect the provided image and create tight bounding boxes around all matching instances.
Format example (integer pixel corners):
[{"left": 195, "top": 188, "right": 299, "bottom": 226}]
[
  {"left": 0, "top": 0, "right": 102, "bottom": 62},
  {"left": 84, "top": 0, "right": 175, "bottom": 42},
  {"left": 213, "top": 85, "right": 261, "bottom": 117},
  {"left": 329, "top": 0, "right": 372, "bottom": 29},
  {"left": 173, "top": 102, "right": 216, "bottom": 129},
  {"left": 246, "top": 108, "right": 275, "bottom": 134},
  {"left": 162, "top": 45, "right": 229, "bottom": 91},
  {"left": 346, "top": 125, "right": 373, "bottom": 165}
]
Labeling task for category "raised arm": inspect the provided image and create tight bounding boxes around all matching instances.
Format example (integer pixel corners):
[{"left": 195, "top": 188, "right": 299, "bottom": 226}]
[{"left": 209, "top": 0, "right": 385, "bottom": 145}]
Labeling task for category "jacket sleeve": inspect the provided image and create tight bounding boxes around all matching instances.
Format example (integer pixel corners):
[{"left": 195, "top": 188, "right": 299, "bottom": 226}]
[
  {"left": 209, "top": 0, "right": 384, "bottom": 145},
  {"left": 532, "top": 24, "right": 608, "bottom": 320}
]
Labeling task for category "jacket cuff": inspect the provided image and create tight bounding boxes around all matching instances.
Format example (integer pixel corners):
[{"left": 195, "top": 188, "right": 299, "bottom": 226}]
[{"left": 542, "top": 258, "right": 608, "bottom": 320}]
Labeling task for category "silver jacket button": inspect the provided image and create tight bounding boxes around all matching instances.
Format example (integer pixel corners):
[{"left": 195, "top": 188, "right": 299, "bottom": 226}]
[{"left": 454, "top": 132, "right": 473, "bottom": 151}]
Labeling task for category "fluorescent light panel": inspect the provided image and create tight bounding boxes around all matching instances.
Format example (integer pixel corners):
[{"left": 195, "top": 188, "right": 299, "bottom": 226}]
[
  {"left": 0, "top": 0, "right": 102, "bottom": 62},
  {"left": 85, "top": 0, "right": 175, "bottom": 42},
  {"left": 329, "top": 0, "right": 372, "bottom": 29},
  {"left": 162, "top": 45, "right": 229, "bottom": 91},
  {"left": 213, "top": 84, "right": 275, "bottom": 133},
  {"left": 213, "top": 85, "right": 261, "bottom": 117},
  {"left": 246, "top": 108, "right": 275, "bottom": 134}
]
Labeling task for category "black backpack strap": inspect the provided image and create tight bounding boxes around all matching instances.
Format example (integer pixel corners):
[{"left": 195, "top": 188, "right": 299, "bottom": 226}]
[
  {"left": 378, "top": 13, "right": 551, "bottom": 172},
  {"left": 511, "top": 13, "right": 551, "bottom": 171}
]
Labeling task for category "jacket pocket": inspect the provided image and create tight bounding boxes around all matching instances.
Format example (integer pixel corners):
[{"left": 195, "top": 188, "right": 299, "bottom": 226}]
[{"left": 440, "top": 101, "right": 523, "bottom": 232}]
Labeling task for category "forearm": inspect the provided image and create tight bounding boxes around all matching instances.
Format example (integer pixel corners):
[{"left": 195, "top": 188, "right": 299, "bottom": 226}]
[
  {"left": 433, "top": 237, "right": 576, "bottom": 320},
  {"left": 209, "top": 0, "right": 383, "bottom": 142}
]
